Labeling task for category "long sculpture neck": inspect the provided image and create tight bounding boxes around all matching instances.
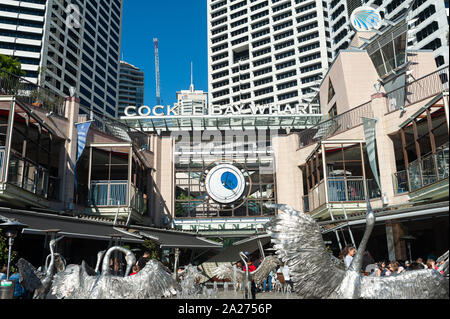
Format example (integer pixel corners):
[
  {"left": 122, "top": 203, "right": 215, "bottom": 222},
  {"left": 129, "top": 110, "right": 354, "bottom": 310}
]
[
  {"left": 349, "top": 199, "right": 375, "bottom": 273},
  {"left": 102, "top": 246, "right": 136, "bottom": 276}
]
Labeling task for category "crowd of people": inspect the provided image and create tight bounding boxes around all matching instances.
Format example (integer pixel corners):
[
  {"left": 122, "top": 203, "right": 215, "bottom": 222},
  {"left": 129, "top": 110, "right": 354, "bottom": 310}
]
[{"left": 338, "top": 245, "right": 447, "bottom": 277}]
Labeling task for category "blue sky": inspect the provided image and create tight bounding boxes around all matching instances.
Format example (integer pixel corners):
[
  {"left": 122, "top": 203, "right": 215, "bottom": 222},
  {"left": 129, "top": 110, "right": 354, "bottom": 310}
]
[{"left": 121, "top": 1, "right": 208, "bottom": 107}]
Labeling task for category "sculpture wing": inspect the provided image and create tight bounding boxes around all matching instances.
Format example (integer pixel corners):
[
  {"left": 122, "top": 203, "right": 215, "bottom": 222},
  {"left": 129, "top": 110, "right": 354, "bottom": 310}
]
[
  {"left": 266, "top": 204, "right": 346, "bottom": 298},
  {"left": 16, "top": 258, "right": 43, "bottom": 292},
  {"left": 361, "top": 270, "right": 449, "bottom": 299},
  {"left": 134, "top": 259, "right": 181, "bottom": 299},
  {"left": 212, "top": 264, "right": 245, "bottom": 283},
  {"left": 251, "top": 256, "right": 280, "bottom": 284},
  {"left": 437, "top": 251, "right": 449, "bottom": 276},
  {"left": 51, "top": 262, "right": 97, "bottom": 299}
]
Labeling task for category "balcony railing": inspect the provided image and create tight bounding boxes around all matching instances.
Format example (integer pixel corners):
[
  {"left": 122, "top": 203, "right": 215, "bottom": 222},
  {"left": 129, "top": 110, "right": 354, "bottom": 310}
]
[
  {"left": 307, "top": 177, "right": 381, "bottom": 212},
  {"left": 90, "top": 180, "right": 146, "bottom": 214},
  {"left": 393, "top": 170, "right": 409, "bottom": 195},
  {"left": 298, "top": 100, "right": 374, "bottom": 149},
  {"left": 386, "top": 65, "right": 449, "bottom": 113},
  {"left": 407, "top": 143, "right": 449, "bottom": 193},
  {"left": 0, "top": 68, "right": 65, "bottom": 116},
  {"left": 6, "top": 154, "right": 49, "bottom": 198},
  {"left": 90, "top": 181, "right": 128, "bottom": 206}
]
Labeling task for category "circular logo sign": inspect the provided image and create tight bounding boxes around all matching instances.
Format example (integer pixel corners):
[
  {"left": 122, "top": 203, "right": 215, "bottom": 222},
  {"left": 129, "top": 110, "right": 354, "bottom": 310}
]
[
  {"left": 350, "top": 6, "right": 382, "bottom": 32},
  {"left": 205, "top": 164, "right": 246, "bottom": 205}
]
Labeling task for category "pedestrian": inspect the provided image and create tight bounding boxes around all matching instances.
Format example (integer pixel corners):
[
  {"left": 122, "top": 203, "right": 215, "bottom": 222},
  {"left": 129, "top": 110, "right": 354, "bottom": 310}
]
[
  {"left": 137, "top": 251, "right": 150, "bottom": 270},
  {"left": 377, "top": 261, "right": 390, "bottom": 277},
  {"left": 344, "top": 247, "right": 357, "bottom": 269},
  {"left": 405, "top": 260, "right": 411, "bottom": 269},
  {"left": 339, "top": 246, "right": 349, "bottom": 262},
  {"left": 282, "top": 263, "right": 293, "bottom": 292},
  {"left": 0, "top": 266, "right": 6, "bottom": 280},
  {"left": 263, "top": 269, "right": 274, "bottom": 293},
  {"left": 129, "top": 265, "right": 140, "bottom": 276},
  {"left": 388, "top": 261, "right": 405, "bottom": 275},
  {"left": 426, "top": 259, "right": 442, "bottom": 274},
  {"left": 416, "top": 258, "right": 427, "bottom": 269},
  {"left": 243, "top": 259, "right": 257, "bottom": 299}
]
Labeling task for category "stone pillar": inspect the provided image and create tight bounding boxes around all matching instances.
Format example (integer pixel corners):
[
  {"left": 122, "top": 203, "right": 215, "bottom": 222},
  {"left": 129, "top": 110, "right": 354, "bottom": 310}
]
[
  {"left": 273, "top": 134, "right": 303, "bottom": 211},
  {"left": 385, "top": 220, "right": 407, "bottom": 261},
  {"left": 60, "top": 97, "right": 79, "bottom": 211},
  {"left": 370, "top": 93, "right": 397, "bottom": 205}
]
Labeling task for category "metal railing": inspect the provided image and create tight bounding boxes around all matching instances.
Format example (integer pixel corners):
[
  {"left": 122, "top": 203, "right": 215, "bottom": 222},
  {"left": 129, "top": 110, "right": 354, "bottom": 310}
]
[
  {"left": 130, "top": 183, "right": 145, "bottom": 215},
  {"left": 298, "top": 100, "right": 373, "bottom": 149},
  {"left": 0, "top": 68, "right": 65, "bottom": 116},
  {"left": 407, "top": 143, "right": 449, "bottom": 193},
  {"left": 306, "top": 177, "right": 381, "bottom": 212},
  {"left": 0, "top": 148, "right": 4, "bottom": 182},
  {"left": 90, "top": 180, "right": 146, "bottom": 214},
  {"left": 6, "top": 153, "right": 49, "bottom": 198},
  {"left": 386, "top": 65, "right": 449, "bottom": 113},
  {"left": 90, "top": 181, "right": 128, "bottom": 207},
  {"left": 392, "top": 170, "right": 409, "bottom": 195}
]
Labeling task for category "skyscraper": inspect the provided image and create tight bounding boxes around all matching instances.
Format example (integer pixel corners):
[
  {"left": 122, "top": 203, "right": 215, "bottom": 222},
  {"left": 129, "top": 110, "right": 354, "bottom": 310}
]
[
  {"left": 328, "top": 0, "right": 449, "bottom": 66},
  {"left": 118, "top": 60, "right": 145, "bottom": 117},
  {"left": 207, "top": 0, "right": 332, "bottom": 111},
  {"left": 0, "top": 0, "right": 123, "bottom": 117}
]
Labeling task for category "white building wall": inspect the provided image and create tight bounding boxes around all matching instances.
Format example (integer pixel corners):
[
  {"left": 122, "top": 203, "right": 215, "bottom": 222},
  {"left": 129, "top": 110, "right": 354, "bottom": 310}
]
[{"left": 207, "top": 0, "right": 332, "bottom": 113}]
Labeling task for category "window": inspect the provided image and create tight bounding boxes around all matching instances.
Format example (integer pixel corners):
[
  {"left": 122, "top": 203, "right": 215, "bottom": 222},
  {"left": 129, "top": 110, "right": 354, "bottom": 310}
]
[
  {"left": 328, "top": 103, "right": 338, "bottom": 118},
  {"left": 328, "top": 79, "right": 335, "bottom": 103}
]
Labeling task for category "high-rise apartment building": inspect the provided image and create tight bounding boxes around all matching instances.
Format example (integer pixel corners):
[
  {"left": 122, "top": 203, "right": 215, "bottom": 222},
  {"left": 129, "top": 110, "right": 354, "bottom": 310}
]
[
  {"left": 207, "top": 0, "right": 332, "bottom": 111},
  {"left": 0, "top": 0, "right": 123, "bottom": 117},
  {"left": 328, "top": 0, "right": 449, "bottom": 66},
  {"left": 118, "top": 60, "right": 145, "bottom": 117}
]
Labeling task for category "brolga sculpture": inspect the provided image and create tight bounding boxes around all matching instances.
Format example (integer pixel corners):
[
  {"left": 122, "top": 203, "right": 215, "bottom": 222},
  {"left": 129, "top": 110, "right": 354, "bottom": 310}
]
[
  {"left": 17, "top": 236, "right": 65, "bottom": 299},
  {"left": 52, "top": 246, "right": 179, "bottom": 299},
  {"left": 212, "top": 251, "right": 280, "bottom": 298},
  {"left": 265, "top": 203, "right": 449, "bottom": 299}
]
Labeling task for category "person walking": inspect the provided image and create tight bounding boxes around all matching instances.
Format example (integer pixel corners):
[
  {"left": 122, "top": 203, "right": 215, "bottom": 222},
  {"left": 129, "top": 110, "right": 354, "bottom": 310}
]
[
  {"left": 344, "top": 247, "right": 357, "bottom": 269},
  {"left": 282, "top": 263, "right": 293, "bottom": 292},
  {"left": 137, "top": 251, "right": 150, "bottom": 270},
  {"left": 263, "top": 269, "right": 274, "bottom": 293}
]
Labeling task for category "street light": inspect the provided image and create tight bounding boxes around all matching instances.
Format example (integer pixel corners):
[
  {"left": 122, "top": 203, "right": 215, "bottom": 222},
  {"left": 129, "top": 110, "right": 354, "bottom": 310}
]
[{"left": 0, "top": 220, "right": 28, "bottom": 280}]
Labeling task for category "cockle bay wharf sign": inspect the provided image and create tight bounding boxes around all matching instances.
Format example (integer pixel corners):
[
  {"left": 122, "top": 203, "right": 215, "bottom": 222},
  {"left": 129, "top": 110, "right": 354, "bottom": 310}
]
[{"left": 121, "top": 102, "right": 323, "bottom": 133}]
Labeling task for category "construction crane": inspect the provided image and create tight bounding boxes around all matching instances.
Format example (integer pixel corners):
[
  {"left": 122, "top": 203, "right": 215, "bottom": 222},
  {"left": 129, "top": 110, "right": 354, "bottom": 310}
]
[{"left": 153, "top": 38, "right": 161, "bottom": 106}]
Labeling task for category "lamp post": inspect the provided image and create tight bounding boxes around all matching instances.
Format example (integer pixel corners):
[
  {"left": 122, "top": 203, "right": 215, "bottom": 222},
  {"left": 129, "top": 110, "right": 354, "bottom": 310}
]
[
  {"left": 0, "top": 220, "right": 28, "bottom": 280},
  {"left": 0, "top": 219, "right": 27, "bottom": 299}
]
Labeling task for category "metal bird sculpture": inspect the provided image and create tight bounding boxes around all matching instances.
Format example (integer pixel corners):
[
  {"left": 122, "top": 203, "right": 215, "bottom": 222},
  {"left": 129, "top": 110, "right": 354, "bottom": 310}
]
[
  {"left": 17, "top": 236, "right": 65, "bottom": 299},
  {"left": 265, "top": 203, "right": 449, "bottom": 299},
  {"left": 52, "top": 246, "right": 179, "bottom": 299},
  {"left": 212, "top": 252, "right": 280, "bottom": 288}
]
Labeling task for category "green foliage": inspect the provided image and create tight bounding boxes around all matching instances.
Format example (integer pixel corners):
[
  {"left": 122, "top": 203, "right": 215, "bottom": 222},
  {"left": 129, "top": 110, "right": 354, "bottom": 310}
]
[
  {"left": 141, "top": 240, "right": 161, "bottom": 261},
  {"left": 0, "top": 55, "right": 25, "bottom": 77},
  {"left": 0, "top": 231, "right": 18, "bottom": 274}
]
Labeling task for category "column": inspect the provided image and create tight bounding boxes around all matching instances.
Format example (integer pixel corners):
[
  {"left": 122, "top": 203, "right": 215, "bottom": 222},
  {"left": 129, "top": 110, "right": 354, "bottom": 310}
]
[
  {"left": 273, "top": 133, "right": 303, "bottom": 211},
  {"left": 370, "top": 93, "right": 397, "bottom": 204},
  {"left": 61, "top": 96, "right": 80, "bottom": 210}
]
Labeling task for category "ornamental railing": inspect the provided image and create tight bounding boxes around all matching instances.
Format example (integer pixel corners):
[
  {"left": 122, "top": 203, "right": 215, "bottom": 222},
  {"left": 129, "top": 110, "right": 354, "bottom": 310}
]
[
  {"left": 386, "top": 65, "right": 449, "bottom": 113},
  {"left": 0, "top": 68, "right": 65, "bottom": 116},
  {"left": 298, "top": 100, "right": 373, "bottom": 149}
]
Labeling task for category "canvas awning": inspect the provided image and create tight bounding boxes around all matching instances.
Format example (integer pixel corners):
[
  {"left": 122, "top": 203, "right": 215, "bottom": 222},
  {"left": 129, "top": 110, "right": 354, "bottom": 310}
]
[
  {"left": 0, "top": 209, "right": 144, "bottom": 243},
  {"left": 0, "top": 208, "right": 225, "bottom": 250}
]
